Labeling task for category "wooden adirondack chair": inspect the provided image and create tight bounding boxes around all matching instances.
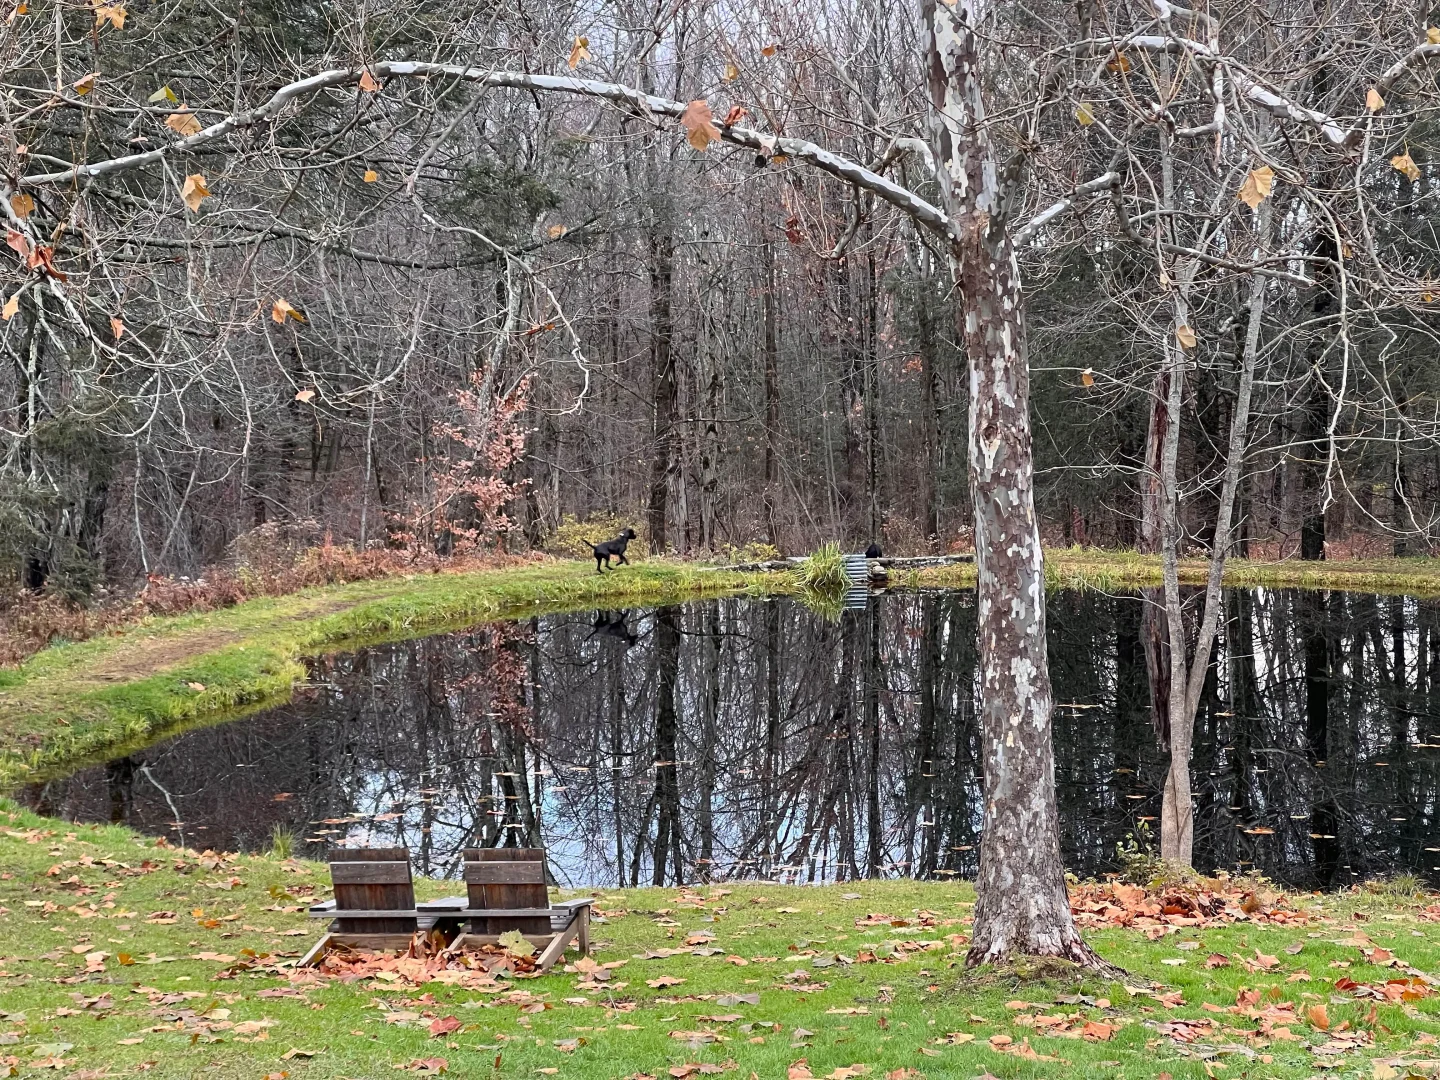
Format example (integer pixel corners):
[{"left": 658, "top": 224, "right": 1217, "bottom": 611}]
[
  {"left": 442, "top": 848, "right": 592, "bottom": 972},
  {"left": 301, "top": 847, "right": 462, "bottom": 966}
]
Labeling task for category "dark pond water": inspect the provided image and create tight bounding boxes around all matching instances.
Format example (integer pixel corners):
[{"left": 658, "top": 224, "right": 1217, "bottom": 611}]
[{"left": 21, "top": 589, "right": 1440, "bottom": 889}]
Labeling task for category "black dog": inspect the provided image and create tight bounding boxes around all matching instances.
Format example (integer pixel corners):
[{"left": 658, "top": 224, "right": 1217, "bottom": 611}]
[
  {"left": 865, "top": 542, "right": 882, "bottom": 559},
  {"left": 591, "top": 528, "right": 637, "bottom": 573}
]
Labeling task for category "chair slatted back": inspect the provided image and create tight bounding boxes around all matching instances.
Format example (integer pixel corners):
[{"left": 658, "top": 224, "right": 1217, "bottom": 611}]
[
  {"left": 329, "top": 847, "right": 416, "bottom": 935},
  {"left": 463, "top": 847, "right": 551, "bottom": 934}
]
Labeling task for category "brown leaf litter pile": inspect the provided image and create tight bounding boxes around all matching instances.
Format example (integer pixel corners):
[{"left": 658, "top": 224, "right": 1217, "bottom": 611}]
[{"left": 1069, "top": 879, "right": 1307, "bottom": 933}]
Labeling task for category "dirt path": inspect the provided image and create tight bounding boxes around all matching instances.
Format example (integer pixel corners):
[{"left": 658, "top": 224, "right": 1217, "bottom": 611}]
[{"left": 0, "top": 595, "right": 366, "bottom": 731}]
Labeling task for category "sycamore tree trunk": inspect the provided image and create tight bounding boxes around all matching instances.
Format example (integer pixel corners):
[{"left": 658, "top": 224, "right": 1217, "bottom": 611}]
[{"left": 924, "top": 0, "right": 1102, "bottom": 968}]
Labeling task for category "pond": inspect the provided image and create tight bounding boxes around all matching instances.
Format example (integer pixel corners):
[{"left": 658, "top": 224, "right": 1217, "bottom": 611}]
[{"left": 20, "top": 588, "right": 1440, "bottom": 889}]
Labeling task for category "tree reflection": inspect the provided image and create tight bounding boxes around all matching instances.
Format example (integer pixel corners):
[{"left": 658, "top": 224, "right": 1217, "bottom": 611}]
[{"left": 25, "top": 590, "right": 1440, "bottom": 889}]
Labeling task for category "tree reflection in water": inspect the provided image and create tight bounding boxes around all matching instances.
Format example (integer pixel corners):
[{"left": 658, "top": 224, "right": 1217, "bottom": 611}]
[{"left": 25, "top": 590, "right": 1440, "bottom": 888}]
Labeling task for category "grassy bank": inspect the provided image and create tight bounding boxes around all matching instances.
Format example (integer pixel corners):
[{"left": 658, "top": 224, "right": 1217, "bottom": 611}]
[
  {"left": 914, "top": 548, "right": 1440, "bottom": 596},
  {"left": 0, "top": 560, "right": 779, "bottom": 789},
  {"left": 9, "top": 548, "right": 1440, "bottom": 791},
  {"left": 0, "top": 801, "right": 1437, "bottom": 1080}
]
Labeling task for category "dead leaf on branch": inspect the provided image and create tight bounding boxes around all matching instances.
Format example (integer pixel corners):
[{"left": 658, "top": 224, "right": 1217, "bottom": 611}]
[
  {"left": 1075, "top": 102, "right": 1095, "bottom": 127},
  {"left": 681, "top": 100, "right": 722, "bottom": 151},
  {"left": 73, "top": 72, "right": 98, "bottom": 95},
  {"left": 1238, "top": 165, "right": 1275, "bottom": 209},
  {"left": 363, "top": 168, "right": 378, "bottom": 183},
  {"left": 1392, "top": 152, "right": 1421, "bottom": 183},
  {"left": 10, "top": 192, "right": 33, "bottom": 219},
  {"left": 1175, "top": 324, "right": 1197, "bottom": 349},
  {"left": 93, "top": 4, "right": 125, "bottom": 29},
  {"left": 110, "top": 316, "right": 124, "bottom": 340},
  {"left": 568, "top": 36, "right": 591, "bottom": 69},
  {"left": 166, "top": 110, "right": 202, "bottom": 137},
  {"left": 2, "top": 293, "right": 18, "bottom": 321},
  {"left": 294, "top": 389, "right": 315, "bottom": 403},
  {"left": 148, "top": 84, "right": 178, "bottom": 104},
  {"left": 723, "top": 62, "right": 739, "bottom": 82},
  {"left": 1080, "top": 368, "right": 1094, "bottom": 387},
  {"left": 271, "top": 298, "right": 305, "bottom": 324},
  {"left": 1367, "top": 87, "right": 1386, "bottom": 112},
  {"left": 358, "top": 69, "right": 382, "bottom": 93}
]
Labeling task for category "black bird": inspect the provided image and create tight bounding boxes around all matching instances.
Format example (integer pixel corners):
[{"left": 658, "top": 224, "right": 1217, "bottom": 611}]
[
  {"left": 591, "top": 528, "right": 638, "bottom": 573},
  {"left": 865, "top": 542, "right": 882, "bottom": 559}
]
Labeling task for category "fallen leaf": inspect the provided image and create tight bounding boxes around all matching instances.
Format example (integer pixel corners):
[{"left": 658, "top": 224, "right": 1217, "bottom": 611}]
[
  {"left": 363, "top": 169, "right": 378, "bottom": 183},
  {"left": 680, "top": 100, "right": 722, "bottom": 152},
  {"left": 1205, "top": 953, "right": 1230, "bottom": 968},
  {"left": 1307, "top": 1003, "right": 1330, "bottom": 1030},
  {"left": 788, "top": 1062, "right": 812, "bottom": 1080},
  {"left": 648, "top": 976, "right": 685, "bottom": 988},
  {"left": 429, "top": 1016, "right": 461, "bottom": 1038},
  {"left": 396, "top": 1059, "right": 447, "bottom": 1074},
  {"left": 280, "top": 1049, "right": 316, "bottom": 1060}
]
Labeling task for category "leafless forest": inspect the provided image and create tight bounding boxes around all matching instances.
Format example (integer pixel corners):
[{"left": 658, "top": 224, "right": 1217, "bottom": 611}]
[
  {"left": 11, "top": 0, "right": 1440, "bottom": 961},
  {"left": 6, "top": 0, "right": 1440, "bottom": 595}
]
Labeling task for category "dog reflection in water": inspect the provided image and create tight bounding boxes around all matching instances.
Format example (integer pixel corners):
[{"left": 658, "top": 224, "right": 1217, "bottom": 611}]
[{"left": 589, "top": 610, "right": 638, "bottom": 647}]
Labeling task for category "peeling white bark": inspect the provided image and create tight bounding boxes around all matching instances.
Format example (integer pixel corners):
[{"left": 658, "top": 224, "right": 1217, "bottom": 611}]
[{"left": 925, "top": 0, "right": 1103, "bottom": 969}]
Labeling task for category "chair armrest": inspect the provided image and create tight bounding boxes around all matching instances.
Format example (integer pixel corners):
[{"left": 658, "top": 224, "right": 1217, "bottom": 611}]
[
  {"left": 552, "top": 897, "right": 595, "bottom": 910},
  {"left": 418, "top": 896, "right": 468, "bottom": 911}
]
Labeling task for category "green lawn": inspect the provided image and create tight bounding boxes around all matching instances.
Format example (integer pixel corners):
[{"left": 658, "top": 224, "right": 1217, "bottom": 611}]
[{"left": 1, "top": 801, "right": 1437, "bottom": 1080}]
